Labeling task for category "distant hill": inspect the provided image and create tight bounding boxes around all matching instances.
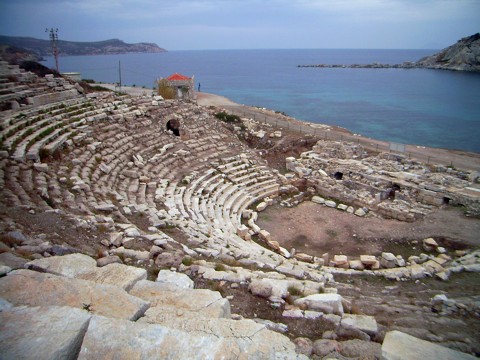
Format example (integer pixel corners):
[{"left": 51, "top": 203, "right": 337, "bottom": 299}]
[
  {"left": 416, "top": 33, "right": 480, "bottom": 72},
  {"left": 0, "top": 44, "right": 42, "bottom": 64},
  {"left": 0, "top": 36, "right": 166, "bottom": 57}
]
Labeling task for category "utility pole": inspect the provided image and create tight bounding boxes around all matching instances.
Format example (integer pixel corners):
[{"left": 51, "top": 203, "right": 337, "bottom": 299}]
[{"left": 45, "top": 28, "right": 59, "bottom": 73}]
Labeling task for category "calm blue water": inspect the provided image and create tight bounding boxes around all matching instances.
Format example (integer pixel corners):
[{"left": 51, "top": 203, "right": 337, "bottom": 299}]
[{"left": 41, "top": 49, "right": 480, "bottom": 153}]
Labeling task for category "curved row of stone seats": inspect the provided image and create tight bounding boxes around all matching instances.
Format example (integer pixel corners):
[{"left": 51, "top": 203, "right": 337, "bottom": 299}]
[
  {"left": 1, "top": 161, "right": 33, "bottom": 209},
  {"left": 0, "top": 62, "right": 84, "bottom": 110},
  {"left": 3, "top": 101, "right": 114, "bottom": 161},
  {"left": 1, "top": 96, "right": 91, "bottom": 128},
  {"left": 152, "top": 154, "right": 281, "bottom": 235},
  {"left": 0, "top": 97, "right": 93, "bottom": 149},
  {"left": 0, "top": 62, "right": 37, "bottom": 106}
]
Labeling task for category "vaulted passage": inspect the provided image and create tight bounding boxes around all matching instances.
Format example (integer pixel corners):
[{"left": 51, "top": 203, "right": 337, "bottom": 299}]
[
  {"left": 334, "top": 171, "right": 343, "bottom": 180},
  {"left": 166, "top": 119, "right": 181, "bottom": 136},
  {"left": 388, "top": 183, "right": 401, "bottom": 200}
]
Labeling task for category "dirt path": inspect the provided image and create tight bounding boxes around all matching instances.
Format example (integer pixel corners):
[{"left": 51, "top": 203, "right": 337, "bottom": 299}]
[
  {"left": 99, "top": 83, "right": 155, "bottom": 97},
  {"left": 197, "top": 92, "right": 480, "bottom": 172}
]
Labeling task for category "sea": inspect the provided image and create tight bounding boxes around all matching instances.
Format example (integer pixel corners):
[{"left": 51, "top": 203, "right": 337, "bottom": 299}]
[{"left": 41, "top": 49, "right": 480, "bottom": 153}]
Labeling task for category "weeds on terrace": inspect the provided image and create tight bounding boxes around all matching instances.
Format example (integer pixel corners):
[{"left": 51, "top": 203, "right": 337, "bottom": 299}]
[
  {"left": 287, "top": 285, "right": 303, "bottom": 297},
  {"left": 214, "top": 111, "right": 241, "bottom": 123},
  {"left": 182, "top": 256, "right": 193, "bottom": 266},
  {"left": 214, "top": 263, "right": 226, "bottom": 271},
  {"left": 39, "top": 148, "right": 50, "bottom": 162}
]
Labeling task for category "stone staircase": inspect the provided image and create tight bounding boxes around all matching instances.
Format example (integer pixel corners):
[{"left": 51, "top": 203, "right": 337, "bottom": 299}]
[{"left": 0, "top": 253, "right": 306, "bottom": 359}]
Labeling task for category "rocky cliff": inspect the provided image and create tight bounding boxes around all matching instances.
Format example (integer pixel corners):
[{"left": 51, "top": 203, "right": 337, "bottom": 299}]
[
  {"left": 416, "top": 33, "right": 480, "bottom": 72},
  {"left": 0, "top": 36, "right": 166, "bottom": 56}
]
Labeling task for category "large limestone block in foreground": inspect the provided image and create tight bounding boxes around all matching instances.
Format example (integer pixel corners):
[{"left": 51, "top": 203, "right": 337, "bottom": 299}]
[
  {"left": 25, "top": 253, "right": 97, "bottom": 277},
  {"left": 0, "top": 270, "right": 149, "bottom": 320},
  {"left": 78, "top": 315, "right": 227, "bottom": 360},
  {"left": 382, "top": 330, "right": 476, "bottom": 360},
  {"left": 130, "top": 280, "right": 230, "bottom": 320},
  {"left": 154, "top": 317, "right": 307, "bottom": 360},
  {"left": 78, "top": 316, "right": 308, "bottom": 360},
  {"left": 0, "top": 305, "right": 91, "bottom": 360}
]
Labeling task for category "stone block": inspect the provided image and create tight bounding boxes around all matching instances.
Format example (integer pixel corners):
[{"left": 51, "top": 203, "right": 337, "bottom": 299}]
[
  {"left": 0, "top": 252, "right": 28, "bottom": 269},
  {"left": 0, "top": 270, "right": 148, "bottom": 320},
  {"left": 129, "top": 280, "right": 230, "bottom": 319},
  {"left": 25, "top": 253, "right": 96, "bottom": 278},
  {"left": 423, "top": 237, "right": 438, "bottom": 251},
  {"left": 78, "top": 263, "right": 147, "bottom": 291},
  {"left": 333, "top": 254, "right": 348, "bottom": 266},
  {"left": 354, "top": 208, "right": 367, "bottom": 217},
  {"left": 349, "top": 260, "right": 365, "bottom": 270},
  {"left": 79, "top": 315, "right": 301, "bottom": 360},
  {"left": 156, "top": 270, "right": 193, "bottom": 289},
  {"left": 325, "top": 200, "right": 337, "bottom": 208},
  {"left": 423, "top": 260, "right": 445, "bottom": 275},
  {"left": 259, "top": 229, "right": 272, "bottom": 242},
  {"left": 340, "top": 314, "right": 378, "bottom": 335},
  {"left": 294, "top": 253, "right": 314, "bottom": 263},
  {"left": 236, "top": 224, "right": 249, "bottom": 238},
  {"left": 294, "top": 293, "right": 344, "bottom": 316},
  {"left": 256, "top": 201, "right": 267, "bottom": 212},
  {"left": 0, "top": 306, "right": 91, "bottom": 360},
  {"left": 409, "top": 264, "right": 426, "bottom": 279},
  {"left": 311, "top": 196, "right": 325, "bottom": 205},
  {"left": 96, "top": 255, "right": 122, "bottom": 267},
  {"left": 360, "top": 255, "right": 377, "bottom": 265},
  {"left": 382, "top": 330, "right": 476, "bottom": 360}
]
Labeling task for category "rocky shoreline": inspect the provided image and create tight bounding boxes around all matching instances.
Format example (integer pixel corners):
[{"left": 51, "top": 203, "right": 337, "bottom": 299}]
[{"left": 298, "top": 33, "right": 480, "bottom": 72}]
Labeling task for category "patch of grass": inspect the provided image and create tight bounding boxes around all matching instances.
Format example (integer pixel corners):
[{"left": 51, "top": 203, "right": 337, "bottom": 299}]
[
  {"left": 214, "top": 263, "right": 226, "bottom": 272},
  {"left": 325, "top": 229, "right": 338, "bottom": 239},
  {"left": 39, "top": 148, "right": 50, "bottom": 162},
  {"left": 287, "top": 285, "right": 303, "bottom": 297},
  {"left": 182, "top": 256, "right": 193, "bottom": 266},
  {"left": 214, "top": 111, "right": 241, "bottom": 123},
  {"left": 147, "top": 266, "right": 160, "bottom": 281},
  {"left": 82, "top": 303, "right": 93, "bottom": 312}
]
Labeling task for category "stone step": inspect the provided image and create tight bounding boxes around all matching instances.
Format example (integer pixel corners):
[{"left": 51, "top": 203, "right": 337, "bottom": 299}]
[
  {"left": 381, "top": 330, "right": 476, "bottom": 360},
  {"left": 0, "top": 269, "right": 149, "bottom": 321},
  {"left": 26, "top": 254, "right": 148, "bottom": 291},
  {"left": 129, "top": 279, "right": 231, "bottom": 319}
]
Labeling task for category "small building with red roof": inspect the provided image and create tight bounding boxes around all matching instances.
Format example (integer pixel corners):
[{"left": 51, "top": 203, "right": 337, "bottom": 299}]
[{"left": 161, "top": 73, "right": 195, "bottom": 100}]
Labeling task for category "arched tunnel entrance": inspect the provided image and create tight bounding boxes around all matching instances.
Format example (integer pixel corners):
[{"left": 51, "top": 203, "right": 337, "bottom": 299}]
[
  {"left": 388, "top": 183, "right": 401, "bottom": 200},
  {"left": 166, "top": 119, "right": 181, "bottom": 136},
  {"left": 334, "top": 171, "right": 344, "bottom": 180}
]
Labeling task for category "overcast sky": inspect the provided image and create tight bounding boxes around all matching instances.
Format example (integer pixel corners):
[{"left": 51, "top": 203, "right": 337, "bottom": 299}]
[{"left": 0, "top": 0, "right": 478, "bottom": 50}]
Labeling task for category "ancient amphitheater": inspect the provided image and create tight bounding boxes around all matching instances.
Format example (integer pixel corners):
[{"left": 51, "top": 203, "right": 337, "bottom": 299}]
[{"left": 0, "top": 60, "right": 479, "bottom": 359}]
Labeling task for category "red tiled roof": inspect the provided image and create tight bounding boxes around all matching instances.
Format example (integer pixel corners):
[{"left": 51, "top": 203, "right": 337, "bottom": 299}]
[{"left": 166, "top": 73, "right": 191, "bottom": 81}]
